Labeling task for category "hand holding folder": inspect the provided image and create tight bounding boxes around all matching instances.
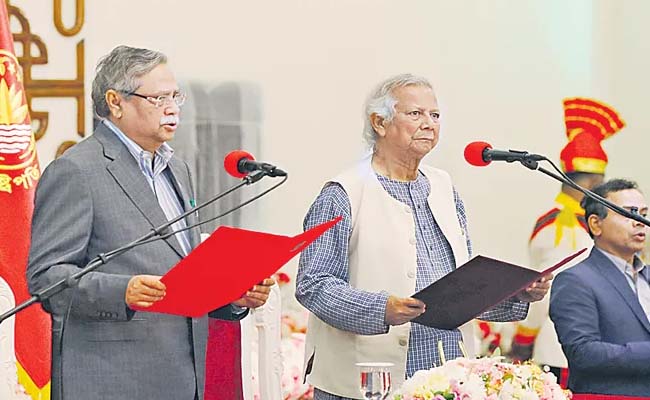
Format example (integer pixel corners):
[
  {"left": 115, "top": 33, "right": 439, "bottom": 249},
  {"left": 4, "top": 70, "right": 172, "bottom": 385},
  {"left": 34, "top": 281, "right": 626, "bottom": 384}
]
[
  {"left": 132, "top": 217, "right": 342, "bottom": 317},
  {"left": 411, "top": 248, "right": 587, "bottom": 330}
]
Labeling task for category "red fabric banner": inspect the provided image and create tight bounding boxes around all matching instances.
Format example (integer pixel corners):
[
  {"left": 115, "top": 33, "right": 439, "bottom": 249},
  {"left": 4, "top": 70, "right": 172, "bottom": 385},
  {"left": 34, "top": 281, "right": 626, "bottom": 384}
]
[
  {"left": 0, "top": 1, "right": 51, "bottom": 397},
  {"left": 204, "top": 320, "right": 243, "bottom": 400}
]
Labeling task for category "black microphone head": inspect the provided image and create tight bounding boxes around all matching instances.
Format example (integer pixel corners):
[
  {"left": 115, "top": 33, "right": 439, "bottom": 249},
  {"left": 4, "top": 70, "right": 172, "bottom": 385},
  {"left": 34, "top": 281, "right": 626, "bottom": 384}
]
[{"left": 267, "top": 167, "right": 287, "bottom": 177}]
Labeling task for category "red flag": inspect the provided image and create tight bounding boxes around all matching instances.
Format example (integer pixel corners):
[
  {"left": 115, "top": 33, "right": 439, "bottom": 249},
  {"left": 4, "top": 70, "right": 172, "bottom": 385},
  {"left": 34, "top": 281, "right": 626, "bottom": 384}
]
[{"left": 0, "top": 2, "right": 51, "bottom": 398}]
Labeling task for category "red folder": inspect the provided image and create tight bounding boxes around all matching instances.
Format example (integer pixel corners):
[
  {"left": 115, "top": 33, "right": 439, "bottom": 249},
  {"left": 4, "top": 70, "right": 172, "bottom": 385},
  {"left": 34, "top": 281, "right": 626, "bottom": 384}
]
[
  {"left": 411, "top": 248, "right": 588, "bottom": 329},
  {"left": 134, "top": 217, "right": 341, "bottom": 317}
]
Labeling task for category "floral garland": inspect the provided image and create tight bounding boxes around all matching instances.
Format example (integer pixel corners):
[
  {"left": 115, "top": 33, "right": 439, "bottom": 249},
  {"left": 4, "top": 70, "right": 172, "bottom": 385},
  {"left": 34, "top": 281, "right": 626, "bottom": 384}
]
[{"left": 393, "top": 357, "right": 571, "bottom": 400}]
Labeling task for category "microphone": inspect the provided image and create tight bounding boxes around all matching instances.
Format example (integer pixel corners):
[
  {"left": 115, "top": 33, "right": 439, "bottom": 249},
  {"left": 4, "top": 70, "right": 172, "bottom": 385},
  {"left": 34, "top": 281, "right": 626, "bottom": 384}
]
[
  {"left": 1, "top": 157, "right": 290, "bottom": 324},
  {"left": 224, "top": 150, "right": 287, "bottom": 178},
  {"left": 464, "top": 141, "right": 545, "bottom": 167}
]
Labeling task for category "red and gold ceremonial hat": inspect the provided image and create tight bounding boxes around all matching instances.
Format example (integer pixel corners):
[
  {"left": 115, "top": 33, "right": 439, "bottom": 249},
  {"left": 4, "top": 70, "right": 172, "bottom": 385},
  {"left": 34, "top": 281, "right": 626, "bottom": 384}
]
[{"left": 560, "top": 97, "right": 625, "bottom": 174}]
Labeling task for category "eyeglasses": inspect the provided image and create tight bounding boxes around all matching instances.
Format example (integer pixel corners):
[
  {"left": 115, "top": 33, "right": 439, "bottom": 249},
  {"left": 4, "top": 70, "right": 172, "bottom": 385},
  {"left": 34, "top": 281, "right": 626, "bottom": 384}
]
[
  {"left": 399, "top": 109, "right": 440, "bottom": 123},
  {"left": 621, "top": 206, "right": 648, "bottom": 218},
  {"left": 124, "top": 90, "right": 187, "bottom": 108}
]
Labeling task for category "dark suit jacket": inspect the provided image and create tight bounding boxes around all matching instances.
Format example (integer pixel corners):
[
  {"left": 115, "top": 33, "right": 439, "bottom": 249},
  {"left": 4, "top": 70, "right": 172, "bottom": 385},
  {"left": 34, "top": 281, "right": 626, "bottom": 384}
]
[
  {"left": 550, "top": 247, "right": 650, "bottom": 397},
  {"left": 27, "top": 123, "right": 242, "bottom": 400}
]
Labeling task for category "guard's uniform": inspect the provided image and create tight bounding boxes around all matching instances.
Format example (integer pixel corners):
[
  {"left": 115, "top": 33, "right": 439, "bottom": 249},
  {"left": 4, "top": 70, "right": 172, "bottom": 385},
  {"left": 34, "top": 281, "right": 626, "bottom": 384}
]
[{"left": 511, "top": 97, "right": 626, "bottom": 388}]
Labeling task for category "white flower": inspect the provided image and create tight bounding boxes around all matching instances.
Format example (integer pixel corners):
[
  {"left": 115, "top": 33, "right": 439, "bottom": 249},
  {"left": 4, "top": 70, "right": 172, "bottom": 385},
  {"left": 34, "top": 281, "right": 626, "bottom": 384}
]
[{"left": 460, "top": 373, "right": 488, "bottom": 398}]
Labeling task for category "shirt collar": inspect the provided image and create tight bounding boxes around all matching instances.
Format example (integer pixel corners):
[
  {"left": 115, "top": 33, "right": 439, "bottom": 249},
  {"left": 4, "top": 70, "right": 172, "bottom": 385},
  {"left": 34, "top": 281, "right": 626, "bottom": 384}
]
[
  {"left": 596, "top": 247, "right": 646, "bottom": 280},
  {"left": 101, "top": 119, "right": 175, "bottom": 166}
]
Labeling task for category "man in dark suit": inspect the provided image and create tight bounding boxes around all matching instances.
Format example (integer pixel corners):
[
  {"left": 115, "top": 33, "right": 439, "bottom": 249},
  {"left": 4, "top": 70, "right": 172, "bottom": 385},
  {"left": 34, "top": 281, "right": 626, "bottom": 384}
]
[
  {"left": 27, "top": 45, "right": 273, "bottom": 400},
  {"left": 550, "top": 178, "right": 650, "bottom": 397}
]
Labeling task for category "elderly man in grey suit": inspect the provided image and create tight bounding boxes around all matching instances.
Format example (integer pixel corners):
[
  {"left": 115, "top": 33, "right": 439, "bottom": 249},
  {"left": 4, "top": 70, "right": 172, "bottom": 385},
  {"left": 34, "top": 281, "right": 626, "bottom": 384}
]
[{"left": 26, "top": 45, "right": 273, "bottom": 400}]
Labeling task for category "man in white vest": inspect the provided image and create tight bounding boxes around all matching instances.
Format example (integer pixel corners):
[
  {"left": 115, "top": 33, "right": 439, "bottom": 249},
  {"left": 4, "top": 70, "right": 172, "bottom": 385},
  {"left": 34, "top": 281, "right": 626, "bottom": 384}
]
[{"left": 295, "top": 74, "right": 552, "bottom": 400}]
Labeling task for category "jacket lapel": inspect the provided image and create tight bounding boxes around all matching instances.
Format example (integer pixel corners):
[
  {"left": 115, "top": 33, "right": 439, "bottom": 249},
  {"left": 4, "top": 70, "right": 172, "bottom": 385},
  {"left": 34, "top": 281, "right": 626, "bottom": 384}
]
[
  {"left": 94, "top": 124, "right": 186, "bottom": 258},
  {"left": 592, "top": 248, "right": 650, "bottom": 334}
]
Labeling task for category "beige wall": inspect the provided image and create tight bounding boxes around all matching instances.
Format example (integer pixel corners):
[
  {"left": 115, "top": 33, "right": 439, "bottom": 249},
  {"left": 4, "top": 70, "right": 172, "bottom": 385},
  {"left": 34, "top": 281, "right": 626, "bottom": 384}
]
[{"left": 13, "top": 0, "right": 650, "bottom": 274}]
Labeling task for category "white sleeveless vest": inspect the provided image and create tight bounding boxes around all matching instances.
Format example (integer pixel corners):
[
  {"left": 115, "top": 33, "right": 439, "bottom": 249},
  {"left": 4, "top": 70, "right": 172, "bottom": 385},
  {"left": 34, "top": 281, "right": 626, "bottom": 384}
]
[{"left": 303, "top": 159, "right": 473, "bottom": 398}]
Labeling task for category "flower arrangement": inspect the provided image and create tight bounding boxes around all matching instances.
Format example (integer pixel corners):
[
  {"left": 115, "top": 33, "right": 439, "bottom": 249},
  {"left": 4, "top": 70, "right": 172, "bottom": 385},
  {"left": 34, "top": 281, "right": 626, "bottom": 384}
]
[{"left": 393, "top": 357, "right": 571, "bottom": 400}]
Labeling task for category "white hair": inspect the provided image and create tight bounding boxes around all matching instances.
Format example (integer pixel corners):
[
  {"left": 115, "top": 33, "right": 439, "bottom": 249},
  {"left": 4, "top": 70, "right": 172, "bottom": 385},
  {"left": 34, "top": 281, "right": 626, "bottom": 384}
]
[{"left": 362, "top": 73, "right": 434, "bottom": 148}]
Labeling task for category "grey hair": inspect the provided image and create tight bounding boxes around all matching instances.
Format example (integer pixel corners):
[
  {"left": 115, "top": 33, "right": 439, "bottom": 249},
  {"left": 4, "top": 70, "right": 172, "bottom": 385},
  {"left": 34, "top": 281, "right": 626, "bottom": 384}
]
[
  {"left": 362, "top": 73, "right": 434, "bottom": 148},
  {"left": 92, "top": 45, "right": 168, "bottom": 118}
]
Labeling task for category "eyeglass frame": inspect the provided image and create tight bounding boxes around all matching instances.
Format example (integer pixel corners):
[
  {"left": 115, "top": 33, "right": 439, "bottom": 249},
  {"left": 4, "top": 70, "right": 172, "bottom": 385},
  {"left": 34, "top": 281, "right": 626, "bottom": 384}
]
[
  {"left": 121, "top": 90, "right": 187, "bottom": 108},
  {"left": 620, "top": 205, "right": 648, "bottom": 218}
]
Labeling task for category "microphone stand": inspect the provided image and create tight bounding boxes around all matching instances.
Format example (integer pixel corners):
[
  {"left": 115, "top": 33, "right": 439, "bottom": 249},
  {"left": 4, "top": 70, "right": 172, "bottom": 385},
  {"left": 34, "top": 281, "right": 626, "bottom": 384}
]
[
  {"left": 515, "top": 155, "right": 650, "bottom": 228},
  {"left": 0, "top": 170, "right": 277, "bottom": 324}
]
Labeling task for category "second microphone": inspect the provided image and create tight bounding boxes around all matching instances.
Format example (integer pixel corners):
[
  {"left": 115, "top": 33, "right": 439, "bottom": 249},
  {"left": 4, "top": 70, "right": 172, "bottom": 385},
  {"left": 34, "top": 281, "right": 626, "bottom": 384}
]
[{"left": 224, "top": 150, "right": 288, "bottom": 178}]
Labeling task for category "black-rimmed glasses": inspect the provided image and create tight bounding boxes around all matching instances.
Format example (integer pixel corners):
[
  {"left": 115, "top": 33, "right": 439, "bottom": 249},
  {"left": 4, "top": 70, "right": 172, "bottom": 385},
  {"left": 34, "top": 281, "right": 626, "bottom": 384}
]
[{"left": 124, "top": 91, "right": 187, "bottom": 108}]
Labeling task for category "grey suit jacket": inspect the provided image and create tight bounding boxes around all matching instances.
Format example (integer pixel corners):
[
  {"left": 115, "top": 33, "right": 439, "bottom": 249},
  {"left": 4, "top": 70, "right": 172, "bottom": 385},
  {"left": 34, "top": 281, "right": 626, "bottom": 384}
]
[{"left": 27, "top": 123, "right": 240, "bottom": 400}]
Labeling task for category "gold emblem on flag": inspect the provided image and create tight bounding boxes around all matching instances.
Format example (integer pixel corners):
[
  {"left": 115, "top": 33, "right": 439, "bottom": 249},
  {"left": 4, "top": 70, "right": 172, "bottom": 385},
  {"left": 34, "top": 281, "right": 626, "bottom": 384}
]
[
  {"left": 0, "top": 173, "right": 11, "bottom": 193},
  {"left": 0, "top": 49, "right": 37, "bottom": 174}
]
